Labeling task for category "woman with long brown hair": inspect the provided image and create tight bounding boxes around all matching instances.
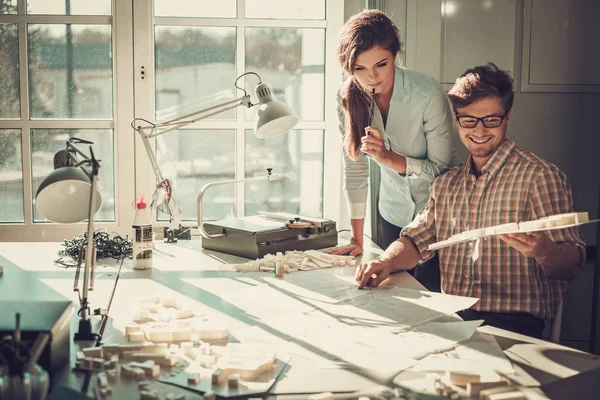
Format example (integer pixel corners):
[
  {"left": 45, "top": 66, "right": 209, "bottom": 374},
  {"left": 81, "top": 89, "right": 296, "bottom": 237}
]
[{"left": 331, "top": 10, "right": 457, "bottom": 291}]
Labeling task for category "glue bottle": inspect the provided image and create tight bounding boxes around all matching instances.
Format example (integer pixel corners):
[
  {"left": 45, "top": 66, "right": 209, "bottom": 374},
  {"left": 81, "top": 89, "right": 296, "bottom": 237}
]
[{"left": 133, "top": 194, "right": 153, "bottom": 270}]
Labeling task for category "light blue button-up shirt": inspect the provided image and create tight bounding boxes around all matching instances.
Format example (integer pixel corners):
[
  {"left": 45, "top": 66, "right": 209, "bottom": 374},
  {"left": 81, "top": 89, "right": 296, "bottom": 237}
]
[{"left": 337, "top": 65, "right": 457, "bottom": 228}]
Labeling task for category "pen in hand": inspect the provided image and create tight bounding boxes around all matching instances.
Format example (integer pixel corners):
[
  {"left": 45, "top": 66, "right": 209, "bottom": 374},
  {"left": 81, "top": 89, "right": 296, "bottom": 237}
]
[{"left": 367, "top": 88, "right": 375, "bottom": 135}]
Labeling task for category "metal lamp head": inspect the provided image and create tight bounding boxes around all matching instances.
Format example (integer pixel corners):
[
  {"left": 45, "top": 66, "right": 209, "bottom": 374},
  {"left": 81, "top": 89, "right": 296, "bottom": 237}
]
[
  {"left": 35, "top": 163, "right": 102, "bottom": 224},
  {"left": 253, "top": 83, "right": 299, "bottom": 138}
]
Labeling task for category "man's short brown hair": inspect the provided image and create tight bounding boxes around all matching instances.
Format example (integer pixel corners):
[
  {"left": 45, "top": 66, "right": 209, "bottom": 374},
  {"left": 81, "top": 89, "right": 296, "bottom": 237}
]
[{"left": 448, "top": 63, "right": 514, "bottom": 113}]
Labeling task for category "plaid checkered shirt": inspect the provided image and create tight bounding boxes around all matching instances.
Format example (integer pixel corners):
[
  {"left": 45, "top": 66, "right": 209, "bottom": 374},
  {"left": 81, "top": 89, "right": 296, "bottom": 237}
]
[{"left": 402, "top": 139, "right": 586, "bottom": 319}]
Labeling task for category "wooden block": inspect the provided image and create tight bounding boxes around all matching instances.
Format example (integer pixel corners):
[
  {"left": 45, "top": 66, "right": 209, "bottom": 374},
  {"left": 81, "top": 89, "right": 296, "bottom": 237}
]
[
  {"left": 195, "top": 325, "right": 229, "bottom": 341},
  {"left": 92, "top": 358, "right": 105, "bottom": 370},
  {"left": 172, "top": 328, "right": 192, "bottom": 342},
  {"left": 76, "top": 351, "right": 85, "bottom": 360},
  {"left": 146, "top": 327, "right": 173, "bottom": 343},
  {"left": 200, "top": 342, "right": 211, "bottom": 355},
  {"left": 106, "top": 370, "right": 117, "bottom": 383},
  {"left": 187, "top": 372, "right": 201, "bottom": 384},
  {"left": 446, "top": 371, "right": 480, "bottom": 387},
  {"left": 133, "top": 367, "right": 146, "bottom": 380},
  {"left": 97, "top": 372, "right": 108, "bottom": 388},
  {"left": 131, "top": 353, "right": 176, "bottom": 367},
  {"left": 136, "top": 361, "right": 160, "bottom": 378},
  {"left": 180, "top": 342, "right": 193, "bottom": 355},
  {"left": 176, "top": 307, "right": 193, "bottom": 319},
  {"left": 139, "top": 390, "right": 160, "bottom": 400},
  {"left": 125, "top": 325, "right": 142, "bottom": 335},
  {"left": 82, "top": 347, "right": 103, "bottom": 358},
  {"left": 309, "top": 392, "right": 334, "bottom": 400},
  {"left": 161, "top": 297, "right": 176, "bottom": 308},
  {"left": 487, "top": 391, "right": 526, "bottom": 400},
  {"left": 212, "top": 368, "right": 225, "bottom": 385},
  {"left": 121, "top": 364, "right": 135, "bottom": 378},
  {"left": 467, "top": 381, "right": 508, "bottom": 397},
  {"left": 480, "top": 385, "right": 519, "bottom": 400},
  {"left": 101, "top": 345, "right": 121, "bottom": 358}
]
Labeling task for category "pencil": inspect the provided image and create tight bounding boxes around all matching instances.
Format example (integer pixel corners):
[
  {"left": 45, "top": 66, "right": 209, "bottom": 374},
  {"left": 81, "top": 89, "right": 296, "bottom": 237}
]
[{"left": 367, "top": 88, "right": 375, "bottom": 128}]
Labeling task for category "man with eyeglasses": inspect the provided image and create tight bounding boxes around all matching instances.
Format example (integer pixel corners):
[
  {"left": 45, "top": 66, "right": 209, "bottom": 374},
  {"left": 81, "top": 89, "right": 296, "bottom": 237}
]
[{"left": 355, "top": 63, "right": 585, "bottom": 338}]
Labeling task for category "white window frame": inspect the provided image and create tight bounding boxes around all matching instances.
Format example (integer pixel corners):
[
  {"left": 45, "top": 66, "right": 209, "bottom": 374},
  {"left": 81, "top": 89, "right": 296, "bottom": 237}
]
[{"left": 0, "top": 0, "right": 136, "bottom": 241}]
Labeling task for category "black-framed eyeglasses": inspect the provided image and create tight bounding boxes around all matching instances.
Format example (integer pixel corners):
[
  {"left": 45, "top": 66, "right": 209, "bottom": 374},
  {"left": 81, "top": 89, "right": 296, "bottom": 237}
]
[{"left": 456, "top": 113, "right": 507, "bottom": 128}]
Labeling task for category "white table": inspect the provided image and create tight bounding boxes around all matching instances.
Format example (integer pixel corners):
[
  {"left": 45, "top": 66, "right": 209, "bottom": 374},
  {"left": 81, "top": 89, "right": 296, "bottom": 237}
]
[{"left": 1, "top": 239, "right": 599, "bottom": 399}]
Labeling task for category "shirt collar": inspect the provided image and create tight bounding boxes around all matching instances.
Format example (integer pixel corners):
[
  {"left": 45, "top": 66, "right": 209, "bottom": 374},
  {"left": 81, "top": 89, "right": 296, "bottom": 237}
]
[
  {"left": 464, "top": 139, "right": 516, "bottom": 178},
  {"left": 391, "top": 65, "right": 405, "bottom": 101}
]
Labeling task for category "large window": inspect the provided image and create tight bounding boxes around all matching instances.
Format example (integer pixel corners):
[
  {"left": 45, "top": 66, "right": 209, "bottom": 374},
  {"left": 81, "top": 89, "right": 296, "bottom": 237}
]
[
  {"left": 138, "top": 0, "right": 336, "bottom": 224},
  {"left": 0, "top": 0, "right": 342, "bottom": 241}
]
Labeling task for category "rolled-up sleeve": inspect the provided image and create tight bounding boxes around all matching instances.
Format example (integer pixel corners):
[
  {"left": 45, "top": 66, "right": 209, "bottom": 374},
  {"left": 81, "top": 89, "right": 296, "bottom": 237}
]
[
  {"left": 337, "top": 93, "right": 369, "bottom": 219},
  {"left": 405, "top": 85, "right": 454, "bottom": 181},
  {"left": 530, "top": 166, "right": 586, "bottom": 267}
]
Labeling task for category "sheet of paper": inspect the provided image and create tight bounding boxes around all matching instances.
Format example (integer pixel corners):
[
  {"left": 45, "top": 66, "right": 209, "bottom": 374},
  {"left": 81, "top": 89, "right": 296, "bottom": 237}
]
[
  {"left": 265, "top": 269, "right": 366, "bottom": 303},
  {"left": 391, "top": 320, "right": 483, "bottom": 359},
  {"left": 321, "top": 288, "right": 479, "bottom": 333},
  {"left": 233, "top": 312, "right": 417, "bottom": 376}
]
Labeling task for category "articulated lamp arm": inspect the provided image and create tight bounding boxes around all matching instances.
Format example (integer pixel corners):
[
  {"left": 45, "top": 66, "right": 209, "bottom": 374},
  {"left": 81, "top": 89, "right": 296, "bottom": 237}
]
[{"left": 197, "top": 169, "right": 282, "bottom": 239}]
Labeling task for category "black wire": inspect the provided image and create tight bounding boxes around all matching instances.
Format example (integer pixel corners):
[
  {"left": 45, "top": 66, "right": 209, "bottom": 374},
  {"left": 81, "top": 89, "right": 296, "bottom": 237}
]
[
  {"left": 130, "top": 117, "right": 156, "bottom": 132},
  {"left": 337, "top": 229, "right": 373, "bottom": 242},
  {"left": 56, "top": 230, "right": 133, "bottom": 268},
  {"left": 234, "top": 71, "right": 262, "bottom": 96}
]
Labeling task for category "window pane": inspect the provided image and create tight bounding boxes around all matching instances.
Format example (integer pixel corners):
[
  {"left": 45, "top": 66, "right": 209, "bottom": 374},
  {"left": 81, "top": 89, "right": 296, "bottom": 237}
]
[
  {"left": 28, "top": 25, "right": 113, "bottom": 119},
  {"left": 156, "top": 129, "right": 235, "bottom": 222},
  {"left": 246, "top": 0, "right": 325, "bottom": 19},
  {"left": 0, "top": 129, "right": 24, "bottom": 222},
  {"left": 31, "top": 129, "right": 115, "bottom": 222},
  {"left": 154, "top": 0, "right": 235, "bottom": 18},
  {"left": 155, "top": 26, "right": 236, "bottom": 121},
  {"left": 0, "top": 23, "right": 20, "bottom": 118},
  {"left": 245, "top": 28, "right": 324, "bottom": 121},
  {"left": 245, "top": 129, "right": 323, "bottom": 218},
  {"left": 27, "top": 0, "right": 111, "bottom": 15},
  {"left": 0, "top": 1, "right": 17, "bottom": 14}
]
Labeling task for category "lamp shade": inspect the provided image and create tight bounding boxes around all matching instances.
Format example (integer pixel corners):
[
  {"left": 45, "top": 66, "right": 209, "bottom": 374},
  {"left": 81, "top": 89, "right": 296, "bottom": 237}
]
[
  {"left": 253, "top": 83, "right": 299, "bottom": 138},
  {"left": 35, "top": 167, "right": 102, "bottom": 223}
]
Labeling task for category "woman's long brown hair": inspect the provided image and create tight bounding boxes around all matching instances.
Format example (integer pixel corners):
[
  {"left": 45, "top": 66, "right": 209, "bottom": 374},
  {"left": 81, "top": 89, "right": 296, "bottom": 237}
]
[{"left": 337, "top": 10, "right": 402, "bottom": 160}]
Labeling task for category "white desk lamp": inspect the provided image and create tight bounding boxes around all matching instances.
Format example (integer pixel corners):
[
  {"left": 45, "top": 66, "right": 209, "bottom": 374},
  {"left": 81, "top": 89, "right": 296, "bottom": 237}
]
[
  {"left": 131, "top": 72, "right": 298, "bottom": 241},
  {"left": 35, "top": 137, "right": 102, "bottom": 341}
]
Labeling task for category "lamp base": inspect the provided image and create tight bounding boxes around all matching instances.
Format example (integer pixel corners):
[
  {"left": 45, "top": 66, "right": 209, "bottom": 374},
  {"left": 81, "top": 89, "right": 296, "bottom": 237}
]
[
  {"left": 164, "top": 226, "right": 191, "bottom": 243},
  {"left": 73, "top": 318, "right": 96, "bottom": 341}
]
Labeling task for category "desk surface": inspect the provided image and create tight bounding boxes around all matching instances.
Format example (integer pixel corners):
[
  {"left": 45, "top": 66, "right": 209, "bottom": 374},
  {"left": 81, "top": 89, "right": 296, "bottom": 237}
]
[{"left": 1, "top": 239, "right": 599, "bottom": 399}]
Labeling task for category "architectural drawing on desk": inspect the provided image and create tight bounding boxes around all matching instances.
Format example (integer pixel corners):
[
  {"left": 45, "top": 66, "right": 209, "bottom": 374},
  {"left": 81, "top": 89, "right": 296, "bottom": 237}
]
[
  {"left": 219, "top": 249, "right": 356, "bottom": 273},
  {"left": 329, "top": 288, "right": 478, "bottom": 333},
  {"left": 429, "top": 212, "right": 592, "bottom": 251},
  {"left": 128, "top": 296, "right": 229, "bottom": 343}
]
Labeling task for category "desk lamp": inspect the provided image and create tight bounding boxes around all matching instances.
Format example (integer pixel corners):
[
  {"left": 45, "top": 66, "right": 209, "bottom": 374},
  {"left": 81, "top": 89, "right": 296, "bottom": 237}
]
[
  {"left": 35, "top": 138, "right": 102, "bottom": 341},
  {"left": 131, "top": 72, "right": 299, "bottom": 241}
]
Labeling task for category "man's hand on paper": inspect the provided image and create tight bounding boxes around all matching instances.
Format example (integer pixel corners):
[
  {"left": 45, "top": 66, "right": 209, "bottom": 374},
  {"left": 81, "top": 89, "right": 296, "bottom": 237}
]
[
  {"left": 355, "top": 258, "right": 391, "bottom": 289},
  {"left": 498, "top": 231, "right": 554, "bottom": 259},
  {"left": 326, "top": 237, "right": 364, "bottom": 257}
]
